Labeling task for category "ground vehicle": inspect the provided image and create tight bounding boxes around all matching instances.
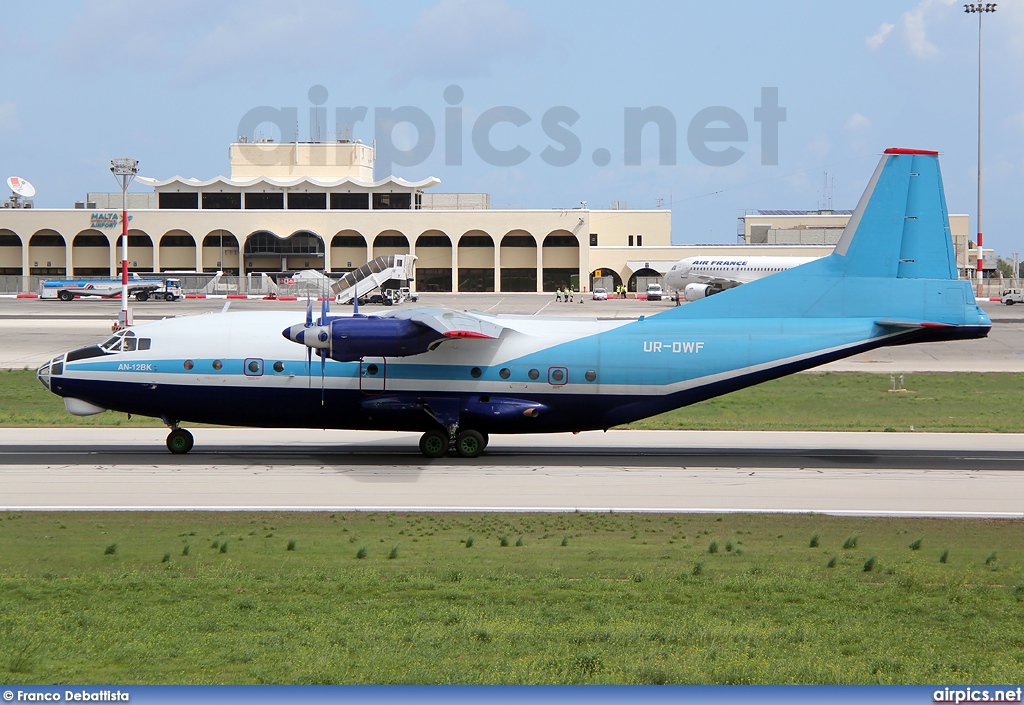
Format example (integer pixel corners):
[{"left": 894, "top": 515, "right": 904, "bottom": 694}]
[
  {"left": 646, "top": 283, "right": 663, "bottom": 301},
  {"left": 145, "top": 279, "right": 182, "bottom": 302},
  {"left": 592, "top": 287, "right": 608, "bottom": 300},
  {"left": 1001, "top": 288, "right": 1024, "bottom": 305}
]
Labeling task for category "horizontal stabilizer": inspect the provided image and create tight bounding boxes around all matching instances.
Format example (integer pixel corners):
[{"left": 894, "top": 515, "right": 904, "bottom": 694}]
[{"left": 876, "top": 319, "right": 952, "bottom": 329}]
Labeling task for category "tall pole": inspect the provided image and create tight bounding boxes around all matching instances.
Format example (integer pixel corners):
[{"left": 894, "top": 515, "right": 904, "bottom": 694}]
[
  {"left": 965, "top": 3, "right": 997, "bottom": 295},
  {"left": 110, "top": 158, "right": 139, "bottom": 328}
]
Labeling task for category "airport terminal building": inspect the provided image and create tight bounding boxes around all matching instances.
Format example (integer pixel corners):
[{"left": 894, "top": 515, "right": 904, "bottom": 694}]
[{"left": 0, "top": 140, "right": 971, "bottom": 292}]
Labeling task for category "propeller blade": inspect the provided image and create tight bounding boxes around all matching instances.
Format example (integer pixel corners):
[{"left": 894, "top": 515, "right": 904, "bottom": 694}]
[
  {"left": 305, "top": 295, "right": 313, "bottom": 328},
  {"left": 320, "top": 353, "right": 326, "bottom": 405}
]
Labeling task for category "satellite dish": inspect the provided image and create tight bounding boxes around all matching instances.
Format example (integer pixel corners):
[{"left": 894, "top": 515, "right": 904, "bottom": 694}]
[{"left": 7, "top": 177, "right": 36, "bottom": 199}]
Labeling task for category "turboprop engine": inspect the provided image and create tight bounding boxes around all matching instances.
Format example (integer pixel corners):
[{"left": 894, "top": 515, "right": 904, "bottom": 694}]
[{"left": 283, "top": 315, "right": 445, "bottom": 362}]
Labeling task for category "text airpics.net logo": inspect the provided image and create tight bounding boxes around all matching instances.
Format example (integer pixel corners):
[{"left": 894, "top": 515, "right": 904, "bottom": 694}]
[{"left": 236, "top": 84, "right": 786, "bottom": 176}]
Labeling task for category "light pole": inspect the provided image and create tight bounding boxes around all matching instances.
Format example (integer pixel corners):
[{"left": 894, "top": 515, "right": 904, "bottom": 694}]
[
  {"left": 964, "top": 3, "right": 996, "bottom": 295},
  {"left": 110, "top": 158, "right": 139, "bottom": 328}
]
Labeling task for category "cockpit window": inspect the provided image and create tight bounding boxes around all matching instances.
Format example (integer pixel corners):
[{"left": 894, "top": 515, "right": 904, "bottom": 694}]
[
  {"left": 123, "top": 337, "right": 137, "bottom": 352},
  {"left": 138, "top": 338, "right": 151, "bottom": 351},
  {"left": 101, "top": 335, "right": 122, "bottom": 351}
]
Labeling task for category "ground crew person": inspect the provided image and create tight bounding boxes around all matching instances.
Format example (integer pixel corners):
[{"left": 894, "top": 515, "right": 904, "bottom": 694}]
[{"left": 555, "top": 287, "right": 562, "bottom": 302}]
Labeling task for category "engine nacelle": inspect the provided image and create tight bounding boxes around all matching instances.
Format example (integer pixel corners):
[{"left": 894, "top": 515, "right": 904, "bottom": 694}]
[
  {"left": 284, "top": 316, "right": 443, "bottom": 362},
  {"left": 683, "top": 283, "right": 713, "bottom": 301}
]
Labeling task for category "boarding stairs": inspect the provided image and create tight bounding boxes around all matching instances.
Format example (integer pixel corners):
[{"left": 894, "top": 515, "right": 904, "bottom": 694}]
[{"left": 331, "top": 254, "right": 416, "bottom": 303}]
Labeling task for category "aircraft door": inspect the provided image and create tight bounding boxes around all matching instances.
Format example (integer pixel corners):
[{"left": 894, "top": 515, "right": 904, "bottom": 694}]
[{"left": 360, "top": 357, "right": 386, "bottom": 394}]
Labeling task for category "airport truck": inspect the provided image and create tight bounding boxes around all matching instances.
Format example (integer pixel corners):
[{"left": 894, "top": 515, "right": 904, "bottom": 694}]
[{"left": 42, "top": 276, "right": 182, "bottom": 302}]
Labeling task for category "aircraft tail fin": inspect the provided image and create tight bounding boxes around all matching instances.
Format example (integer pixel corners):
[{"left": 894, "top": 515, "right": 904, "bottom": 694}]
[
  {"left": 832, "top": 148, "right": 958, "bottom": 280},
  {"left": 666, "top": 148, "right": 988, "bottom": 329}
]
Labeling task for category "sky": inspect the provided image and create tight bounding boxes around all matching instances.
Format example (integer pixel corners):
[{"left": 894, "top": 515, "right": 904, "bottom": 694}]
[{"left": 2, "top": 0, "right": 1023, "bottom": 256}]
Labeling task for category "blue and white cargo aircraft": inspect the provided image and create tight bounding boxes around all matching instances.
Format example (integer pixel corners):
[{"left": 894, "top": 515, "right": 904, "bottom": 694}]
[{"left": 37, "top": 149, "right": 991, "bottom": 458}]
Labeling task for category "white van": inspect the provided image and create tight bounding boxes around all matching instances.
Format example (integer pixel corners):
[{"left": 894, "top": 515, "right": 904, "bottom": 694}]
[{"left": 1001, "top": 288, "right": 1024, "bottom": 305}]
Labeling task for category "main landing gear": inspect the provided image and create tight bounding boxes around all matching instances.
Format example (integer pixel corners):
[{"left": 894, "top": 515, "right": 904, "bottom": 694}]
[
  {"left": 164, "top": 422, "right": 194, "bottom": 454},
  {"left": 418, "top": 427, "right": 489, "bottom": 458}
]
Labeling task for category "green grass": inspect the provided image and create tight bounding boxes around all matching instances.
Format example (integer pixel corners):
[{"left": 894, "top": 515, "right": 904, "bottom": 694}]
[
  {"left": 0, "top": 511, "right": 1021, "bottom": 684},
  {"left": 9, "top": 369, "right": 1024, "bottom": 431}
]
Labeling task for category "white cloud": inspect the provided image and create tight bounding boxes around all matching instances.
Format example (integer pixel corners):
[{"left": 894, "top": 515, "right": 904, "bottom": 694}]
[
  {"left": 901, "top": 6, "right": 938, "bottom": 59},
  {"left": 866, "top": 0, "right": 957, "bottom": 59},
  {"left": 0, "top": 101, "right": 18, "bottom": 131},
  {"left": 846, "top": 113, "right": 871, "bottom": 132},
  {"left": 865, "top": 23, "right": 894, "bottom": 50}
]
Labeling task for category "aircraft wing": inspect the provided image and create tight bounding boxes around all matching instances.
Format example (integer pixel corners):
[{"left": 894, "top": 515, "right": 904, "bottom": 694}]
[
  {"left": 381, "top": 307, "right": 508, "bottom": 340},
  {"left": 690, "top": 273, "right": 743, "bottom": 288}
]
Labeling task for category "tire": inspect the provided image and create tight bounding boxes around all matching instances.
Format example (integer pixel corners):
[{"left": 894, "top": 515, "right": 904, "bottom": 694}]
[
  {"left": 165, "top": 293, "right": 177, "bottom": 302},
  {"left": 135, "top": 291, "right": 149, "bottom": 302},
  {"left": 166, "top": 428, "right": 194, "bottom": 454},
  {"left": 1006, "top": 300, "right": 1015, "bottom": 305},
  {"left": 58, "top": 290, "right": 74, "bottom": 301},
  {"left": 419, "top": 429, "right": 448, "bottom": 458},
  {"left": 455, "top": 429, "right": 485, "bottom": 458}
]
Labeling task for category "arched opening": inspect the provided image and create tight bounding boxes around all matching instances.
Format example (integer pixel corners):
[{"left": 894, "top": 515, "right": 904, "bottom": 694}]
[
  {"left": 28, "top": 230, "right": 66, "bottom": 276},
  {"left": 244, "top": 230, "right": 325, "bottom": 273},
  {"left": 372, "top": 230, "right": 409, "bottom": 259},
  {"left": 541, "top": 229, "right": 579, "bottom": 292},
  {"left": 415, "top": 230, "right": 452, "bottom": 292},
  {"left": 457, "top": 230, "right": 494, "bottom": 292},
  {"left": 627, "top": 267, "right": 663, "bottom": 293},
  {"left": 590, "top": 267, "right": 623, "bottom": 293},
  {"left": 0, "top": 230, "right": 22, "bottom": 276},
  {"left": 330, "top": 230, "right": 367, "bottom": 273},
  {"left": 499, "top": 230, "right": 537, "bottom": 292},
  {"left": 115, "top": 230, "right": 154, "bottom": 272},
  {"left": 201, "top": 230, "right": 240, "bottom": 274},
  {"left": 71, "top": 230, "right": 110, "bottom": 276},
  {"left": 159, "top": 230, "right": 197, "bottom": 272}
]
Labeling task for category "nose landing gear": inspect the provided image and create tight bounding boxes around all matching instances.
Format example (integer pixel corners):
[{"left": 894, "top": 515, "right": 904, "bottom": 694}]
[{"left": 162, "top": 419, "right": 194, "bottom": 454}]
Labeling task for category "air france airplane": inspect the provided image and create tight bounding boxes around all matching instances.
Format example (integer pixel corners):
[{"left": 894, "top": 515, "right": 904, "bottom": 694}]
[
  {"left": 37, "top": 149, "right": 991, "bottom": 458},
  {"left": 664, "top": 254, "right": 824, "bottom": 301}
]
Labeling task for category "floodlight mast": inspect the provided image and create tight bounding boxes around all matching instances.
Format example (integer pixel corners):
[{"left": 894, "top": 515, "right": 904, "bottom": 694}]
[
  {"left": 110, "top": 158, "right": 138, "bottom": 328},
  {"left": 964, "top": 3, "right": 997, "bottom": 295}
]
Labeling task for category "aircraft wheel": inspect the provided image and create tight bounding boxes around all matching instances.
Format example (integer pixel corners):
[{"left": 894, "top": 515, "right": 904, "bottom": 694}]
[
  {"left": 58, "top": 290, "right": 74, "bottom": 301},
  {"left": 166, "top": 428, "right": 194, "bottom": 454},
  {"left": 419, "top": 429, "right": 448, "bottom": 458},
  {"left": 455, "top": 429, "right": 485, "bottom": 458},
  {"left": 135, "top": 291, "right": 149, "bottom": 302}
]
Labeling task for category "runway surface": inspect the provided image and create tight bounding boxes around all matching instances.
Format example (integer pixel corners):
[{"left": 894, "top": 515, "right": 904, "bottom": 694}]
[{"left": 3, "top": 429, "right": 1022, "bottom": 517}]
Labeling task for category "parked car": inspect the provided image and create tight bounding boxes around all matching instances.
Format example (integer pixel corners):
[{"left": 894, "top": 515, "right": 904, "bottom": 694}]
[
  {"left": 646, "top": 283, "right": 663, "bottom": 301},
  {"left": 1002, "top": 288, "right": 1024, "bottom": 305},
  {"left": 592, "top": 287, "right": 608, "bottom": 300}
]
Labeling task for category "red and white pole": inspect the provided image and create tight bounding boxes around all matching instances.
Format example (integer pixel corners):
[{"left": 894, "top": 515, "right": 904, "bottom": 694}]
[{"left": 121, "top": 186, "right": 130, "bottom": 327}]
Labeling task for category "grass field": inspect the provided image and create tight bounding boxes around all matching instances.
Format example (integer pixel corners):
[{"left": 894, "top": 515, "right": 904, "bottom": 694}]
[
  {"left": 0, "top": 512, "right": 1021, "bottom": 684},
  {"left": 6, "top": 369, "right": 1024, "bottom": 432}
]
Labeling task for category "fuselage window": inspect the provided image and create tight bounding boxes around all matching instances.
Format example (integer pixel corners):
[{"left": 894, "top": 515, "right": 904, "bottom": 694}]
[
  {"left": 247, "top": 360, "right": 260, "bottom": 373},
  {"left": 273, "top": 361, "right": 284, "bottom": 373},
  {"left": 470, "top": 367, "right": 482, "bottom": 379},
  {"left": 366, "top": 364, "right": 379, "bottom": 376},
  {"left": 212, "top": 360, "right": 223, "bottom": 371},
  {"left": 183, "top": 360, "right": 194, "bottom": 370},
  {"left": 585, "top": 370, "right": 597, "bottom": 382},
  {"left": 551, "top": 369, "right": 564, "bottom": 383},
  {"left": 499, "top": 368, "right": 511, "bottom": 379},
  {"left": 528, "top": 369, "right": 540, "bottom": 380}
]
